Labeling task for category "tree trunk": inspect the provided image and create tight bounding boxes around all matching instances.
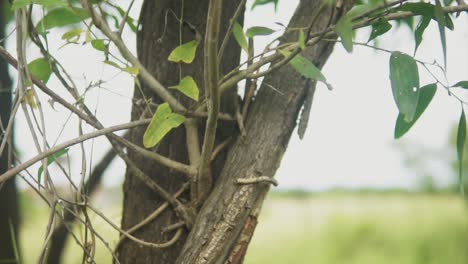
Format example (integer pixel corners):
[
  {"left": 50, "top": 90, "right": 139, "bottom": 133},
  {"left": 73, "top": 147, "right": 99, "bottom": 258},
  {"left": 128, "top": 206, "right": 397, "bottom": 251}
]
[
  {"left": 0, "top": 3, "right": 20, "bottom": 262},
  {"left": 118, "top": 0, "right": 242, "bottom": 263},
  {"left": 176, "top": 0, "right": 353, "bottom": 263}
]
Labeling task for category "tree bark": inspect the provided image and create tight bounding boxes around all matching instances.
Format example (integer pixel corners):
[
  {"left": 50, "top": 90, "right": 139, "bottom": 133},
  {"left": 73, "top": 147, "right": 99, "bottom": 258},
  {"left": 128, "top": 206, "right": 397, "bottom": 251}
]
[
  {"left": 176, "top": 0, "right": 353, "bottom": 263},
  {"left": 118, "top": 0, "right": 242, "bottom": 263},
  {"left": 0, "top": 3, "right": 20, "bottom": 261}
]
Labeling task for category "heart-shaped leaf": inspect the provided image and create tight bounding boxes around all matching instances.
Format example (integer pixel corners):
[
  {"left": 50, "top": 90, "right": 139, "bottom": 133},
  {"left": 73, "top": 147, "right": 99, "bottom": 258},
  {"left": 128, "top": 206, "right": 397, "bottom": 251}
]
[
  {"left": 28, "top": 58, "right": 52, "bottom": 84},
  {"left": 389, "top": 51, "right": 420, "bottom": 122},
  {"left": 143, "top": 103, "right": 186, "bottom": 148},
  {"left": 170, "top": 76, "right": 199, "bottom": 101},
  {"left": 167, "top": 40, "right": 199, "bottom": 64}
]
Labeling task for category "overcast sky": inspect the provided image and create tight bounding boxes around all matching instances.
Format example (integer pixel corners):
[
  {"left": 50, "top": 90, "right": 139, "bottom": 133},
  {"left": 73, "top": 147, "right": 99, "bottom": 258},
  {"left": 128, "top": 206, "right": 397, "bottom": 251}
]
[{"left": 6, "top": 0, "right": 468, "bottom": 190}]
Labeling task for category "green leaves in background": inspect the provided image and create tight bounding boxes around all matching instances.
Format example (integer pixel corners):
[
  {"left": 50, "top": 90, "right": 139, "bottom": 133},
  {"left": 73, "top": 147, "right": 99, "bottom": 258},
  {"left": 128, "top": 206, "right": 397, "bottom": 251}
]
[
  {"left": 452, "top": 81, "right": 468, "bottom": 89},
  {"left": 457, "top": 109, "right": 466, "bottom": 194},
  {"left": 232, "top": 22, "right": 248, "bottom": 52},
  {"left": 368, "top": 18, "right": 392, "bottom": 43},
  {"left": 36, "top": 7, "right": 90, "bottom": 33},
  {"left": 246, "top": 26, "right": 275, "bottom": 38},
  {"left": 27, "top": 58, "right": 52, "bottom": 84},
  {"left": 170, "top": 76, "right": 199, "bottom": 101},
  {"left": 335, "top": 15, "right": 353, "bottom": 52},
  {"left": 37, "top": 148, "right": 69, "bottom": 183},
  {"left": 168, "top": 40, "right": 199, "bottom": 64},
  {"left": 143, "top": 103, "right": 186, "bottom": 148},
  {"left": 394, "top": 83, "right": 437, "bottom": 139},
  {"left": 389, "top": 51, "right": 420, "bottom": 122},
  {"left": 251, "top": 0, "right": 279, "bottom": 10}
]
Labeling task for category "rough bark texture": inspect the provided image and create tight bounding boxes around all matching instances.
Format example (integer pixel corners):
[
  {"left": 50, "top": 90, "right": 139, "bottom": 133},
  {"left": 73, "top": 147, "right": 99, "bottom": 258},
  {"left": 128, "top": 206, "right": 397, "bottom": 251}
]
[
  {"left": 118, "top": 0, "right": 242, "bottom": 263},
  {"left": 0, "top": 4, "right": 20, "bottom": 261},
  {"left": 176, "top": 0, "right": 353, "bottom": 263}
]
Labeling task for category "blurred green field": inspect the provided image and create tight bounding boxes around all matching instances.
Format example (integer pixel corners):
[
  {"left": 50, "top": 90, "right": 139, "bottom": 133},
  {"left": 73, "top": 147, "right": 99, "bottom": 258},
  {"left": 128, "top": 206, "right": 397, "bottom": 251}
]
[{"left": 18, "top": 192, "right": 468, "bottom": 263}]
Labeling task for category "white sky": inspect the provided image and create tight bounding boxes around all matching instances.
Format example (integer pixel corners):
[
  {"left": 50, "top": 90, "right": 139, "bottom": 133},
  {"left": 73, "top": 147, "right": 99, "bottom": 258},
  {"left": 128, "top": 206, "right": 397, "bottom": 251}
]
[{"left": 5, "top": 0, "right": 468, "bottom": 190}]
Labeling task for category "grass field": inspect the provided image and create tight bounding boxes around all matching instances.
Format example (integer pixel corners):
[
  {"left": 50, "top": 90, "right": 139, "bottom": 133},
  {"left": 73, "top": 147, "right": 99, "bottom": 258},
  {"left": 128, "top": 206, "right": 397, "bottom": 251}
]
[{"left": 18, "top": 192, "right": 468, "bottom": 263}]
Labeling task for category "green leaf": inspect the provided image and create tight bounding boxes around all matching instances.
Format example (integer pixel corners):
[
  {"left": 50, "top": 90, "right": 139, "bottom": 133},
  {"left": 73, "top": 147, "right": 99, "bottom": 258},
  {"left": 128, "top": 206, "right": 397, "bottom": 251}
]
[
  {"left": 457, "top": 109, "right": 466, "bottom": 194},
  {"left": 434, "top": 0, "right": 447, "bottom": 69},
  {"left": 335, "top": 15, "right": 353, "bottom": 52},
  {"left": 33, "top": 0, "right": 67, "bottom": 7},
  {"left": 251, "top": 0, "right": 279, "bottom": 10},
  {"left": 113, "top": 5, "right": 138, "bottom": 33},
  {"left": 389, "top": 51, "right": 420, "bottom": 122},
  {"left": 169, "top": 76, "right": 199, "bottom": 101},
  {"left": 167, "top": 40, "right": 199, "bottom": 64},
  {"left": 414, "top": 16, "right": 431, "bottom": 55},
  {"left": 11, "top": 0, "right": 31, "bottom": 10},
  {"left": 122, "top": 66, "right": 139, "bottom": 76},
  {"left": 91, "top": 39, "right": 107, "bottom": 52},
  {"left": 280, "top": 50, "right": 325, "bottom": 82},
  {"left": 368, "top": 18, "right": 392, "bottom": 43},
  {"left": 394, "top": 83, "right": 437, "bottom": 139},
  {"left": 37, "top": 148, "right": 69, "bottom": 183},
  {"left": 398, "top": 2, "right": 435, "bottom": 16},
  {"left": 61, "top": 28, "right": 84, "bottom": 43},
  {"left": 232, "top": 22, "right": 248, "bottom": 52},
  {"left": 445, "top": 14, "right": 454, "bottom": 30},
  {"left": 246, "top": 26, "right": 275, "bottom": 38},
  {"left": 452, "top": 81, "right": 468, "bottom": 89},
  {"left": 36, "top": 7, "right": 90, "bottom": 33},
  {"left": 143, "top": 103, "right": 186, "bottom": 148},
  {"left": 298, "top": 30, "right": 306, "bottom": 50},
  {"left": 28, "top": 58, "right": 52, "bottom": 84}
]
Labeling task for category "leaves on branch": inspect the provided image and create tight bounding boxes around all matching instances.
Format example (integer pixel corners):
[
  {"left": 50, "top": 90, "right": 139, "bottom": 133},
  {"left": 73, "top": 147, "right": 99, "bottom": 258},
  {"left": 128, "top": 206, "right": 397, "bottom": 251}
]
[
  {"left": 335, "top": 15, "right": 353, "bottom": 52},
  {"left": 27, "top": 57, "right": 52, "bottom": 84},
  {"left": 168, "top": 40, "right": 199, "bottom": 64},
  {"left": 143, "top": 103, "right": 186, "bottom": 148},
  {"left": 389, "top": 51, "right": 420, "bottom": 122},
  {"left": 104, "top": 60, "right": 139, "bottom": 76},
  {"left": 232, "top": 22, "right": 248, "bottom": 52},
  {"left": 169, "top": 76, "right": 199, "bottom": 101},
  {"left": 434, "top": 0, "right": 447, "bottom": 69},
  {"left": 368, "top": 18, "right": 392, "bottom": 43},
  {"left": 394, "top": 83, "right": 437, "bottom": 139},
  {"left": 91, "top": 39, "right": 108, "bottom": 52},
  {"left": 251, "top": 0, "right": 279, "bottom": 10},
  {"left": 246, "top": 26, "right": 275, "bottom": 38},
  {"left": 414, "top": 16, "right": 431, "bottom": 54},
  {"left": 452, "top": 81, "right": 468, "bottom": 89},
  {"left": 36, "top": 7, "right": 90, "bottom": 33}
]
